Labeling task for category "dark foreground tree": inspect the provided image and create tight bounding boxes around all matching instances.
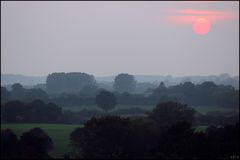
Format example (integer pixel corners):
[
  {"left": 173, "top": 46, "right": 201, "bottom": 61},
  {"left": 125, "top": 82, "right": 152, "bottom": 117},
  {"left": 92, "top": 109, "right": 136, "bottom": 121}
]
[
  {"left": 95, "top": 91, "right": 117, "bottom": 112},
  {"left": 1, "top": 128, "right": 53, "bottom": 159},
  {"left": 70, "top": 116, "right": 131, "bottom": 159},
  {"left": 70, "top": 116, "right": 160, "bottom": 159},
  {"left": 19, "top": 127, "right": 53, "bottom": 159},
  {"left": 148, "top": 101, "right": 196, "bottom": 128},
  {"left": 1, "top": 129, "right": 19, "bottom": 159},
  {"left": 70, "top": 114, "right": 239, "bottom": 159}
]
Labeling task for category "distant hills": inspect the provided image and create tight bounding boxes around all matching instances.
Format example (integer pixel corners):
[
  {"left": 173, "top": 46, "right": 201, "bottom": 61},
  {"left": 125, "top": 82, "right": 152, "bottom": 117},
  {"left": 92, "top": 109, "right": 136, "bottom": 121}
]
[{"left": 1, "top": 73, "right": 239, "bottom": 89}]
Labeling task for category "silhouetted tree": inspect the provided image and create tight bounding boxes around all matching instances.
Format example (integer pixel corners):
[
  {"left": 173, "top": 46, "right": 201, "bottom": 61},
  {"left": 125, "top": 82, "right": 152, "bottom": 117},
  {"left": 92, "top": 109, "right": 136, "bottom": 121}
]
[
  {"left": 1, "top": 129, "right": 19, "bottom": 159},
  {"left": 127, "top": 118, "right": 159, "bottom": 158},
  {"left": 70, "top": 116, "right": 132, "bottom": 159},
  {"left": 70, "top": 116, "right": 160, "bottom": 159},
  {"left": 69, "top": 116, "right": 239, "bottom": 159},
  {"left": 1, "top": 128, "right": 55, "bottom": 159},
  {"left": 19, "top": 127, "right": 53, "bottom": 159},
  {"left": 113, "top": 73, "right": 136, "bottom": 93},
  {"left": 95, "top": 91, "right": 117, "bottom": 112},
  {"left": 148, "top": 101, "right": 196, "bottom": 128}
]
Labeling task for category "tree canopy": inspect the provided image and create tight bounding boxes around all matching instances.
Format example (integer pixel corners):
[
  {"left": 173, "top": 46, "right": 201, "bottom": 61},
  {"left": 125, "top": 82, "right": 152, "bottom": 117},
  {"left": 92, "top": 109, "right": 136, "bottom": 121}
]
[
  {"left": 113, "top": 73, "right": 136, "bottom": 93},
  {"left": 70, "top": 115, "right": 239, "bottom": 159},
  {"left": 95, "top": 91, "right": 117, "bottom": 112},
  {"left": 46, "top": 72, "right": 96, "bottom": 94},
  {"left": 1, "top": 128, "right": 53, "bottom": 159}
]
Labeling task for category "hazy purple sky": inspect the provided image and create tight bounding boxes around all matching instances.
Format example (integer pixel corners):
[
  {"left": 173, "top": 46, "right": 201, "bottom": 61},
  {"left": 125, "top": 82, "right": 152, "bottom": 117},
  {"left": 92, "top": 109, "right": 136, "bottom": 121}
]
[{"left": 1, "top": 1, "right": 239, "bottom": 76}]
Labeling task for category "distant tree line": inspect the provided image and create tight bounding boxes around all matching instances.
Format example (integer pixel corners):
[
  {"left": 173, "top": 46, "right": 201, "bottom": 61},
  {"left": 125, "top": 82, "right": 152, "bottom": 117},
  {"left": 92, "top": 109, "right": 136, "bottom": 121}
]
[
  {"left": 149, "top": 81, "right": 239, "bottom": 108},
  {"left": 2, "top": 72, "right": 238, "bottom": 109},
  {"left": 46, "top": 72, "right": 137, "bottom": 94},
  {"left": 1, "top": 99, "right": 62, "bottom": 123},
  {"left": 1, "top": 99, "right": 238, "bottom": 127},
  {"left": 50, "top": 81, "right": 239, "bottom": 108},
  {"left": 1, "top": 83, "right": 49, "bottom": 104}
]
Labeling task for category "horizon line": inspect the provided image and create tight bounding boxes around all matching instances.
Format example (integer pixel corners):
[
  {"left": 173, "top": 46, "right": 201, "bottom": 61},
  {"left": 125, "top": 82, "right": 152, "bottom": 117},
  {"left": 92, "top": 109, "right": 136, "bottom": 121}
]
[{"left": 1, "top": 72, "right": 239, "bottom": 78}]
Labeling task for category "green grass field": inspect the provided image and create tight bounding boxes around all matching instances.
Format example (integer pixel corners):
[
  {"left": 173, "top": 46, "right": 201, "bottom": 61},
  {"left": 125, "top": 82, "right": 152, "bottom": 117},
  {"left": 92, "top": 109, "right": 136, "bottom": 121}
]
[
  {"left": 190, "top": 105, "right": 238, "bottom": 114},
  {"left": 194, "top": 125, "right": 209, "bottom": 132},
  {"left": 1, "top": 123, "right": 82, "bottom": 158}
]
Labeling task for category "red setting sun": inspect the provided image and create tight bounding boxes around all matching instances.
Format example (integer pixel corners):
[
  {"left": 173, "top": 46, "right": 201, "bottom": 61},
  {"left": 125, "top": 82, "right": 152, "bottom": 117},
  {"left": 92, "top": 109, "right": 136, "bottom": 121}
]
[
  {"left": 165, "top": 9, "right": 235, "bottom": 36},
  {"left": 193, "top": 18, "right": 211, "bottom": 35}
]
